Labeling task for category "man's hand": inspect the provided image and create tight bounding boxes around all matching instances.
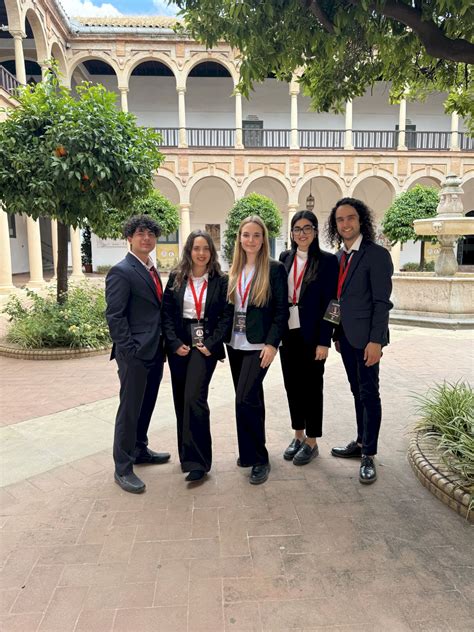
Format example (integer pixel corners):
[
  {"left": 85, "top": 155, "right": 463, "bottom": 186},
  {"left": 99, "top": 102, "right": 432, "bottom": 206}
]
[
  {"left": 315, "top": 345, "right": 329, "bottom": 361},
  {"left": 196, "top": 344, "right": 211, "bottom": 357},
  {"left": 364, "top": 342, "right": 382, "bottom": 367},
  {"left": 260, "top": 344, "right": 277, "bottom": 368},
  {"left": 176, "top": 344, "right": 190, "bottom": 356}
]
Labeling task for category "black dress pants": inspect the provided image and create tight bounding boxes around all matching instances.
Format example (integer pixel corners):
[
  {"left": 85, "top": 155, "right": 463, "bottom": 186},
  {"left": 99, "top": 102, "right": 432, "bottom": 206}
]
[
  {"left": 168, "top": 348, "right": 218, "bottom": 473},
  {"left": 339, "top": 330, "right": 382, "bottom": 456},
  {"left": 226, "top": 346, "right": 269, "bottom": 466},
  {"left": 280, "top": 328, "right": 325, "bottom": 438},
  {"left": 114, "top": 347, "right": 164, "bottom": 476}
]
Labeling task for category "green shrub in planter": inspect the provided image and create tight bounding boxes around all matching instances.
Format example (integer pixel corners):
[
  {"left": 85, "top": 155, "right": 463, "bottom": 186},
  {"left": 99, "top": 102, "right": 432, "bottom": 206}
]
[
  {"left": 402, "top": 261, "right": 435, "bottom": 272},
  {"left": 3, "top": 284, "right": 111, "bottom": 349},
  {"left": 96, "top": 265, "right": 112, "bottom": 275}
]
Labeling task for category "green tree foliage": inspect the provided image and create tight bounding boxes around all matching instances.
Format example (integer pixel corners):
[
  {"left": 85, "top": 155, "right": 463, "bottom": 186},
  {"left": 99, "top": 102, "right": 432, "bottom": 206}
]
[
  {"left": 175, "top": 1, "right": 474, "bottom": 131},
  {"left": 382, "top": 185, "right": 439, "bottom": 268},
  {"left": 223, "top": 193, "right": 282, "bottom": 262},
  {"left": 92, "top": 189, "right": 180, "bottom": 240},
  {"left": 0, "top": 66, "right": 164, "bottom": 301}
]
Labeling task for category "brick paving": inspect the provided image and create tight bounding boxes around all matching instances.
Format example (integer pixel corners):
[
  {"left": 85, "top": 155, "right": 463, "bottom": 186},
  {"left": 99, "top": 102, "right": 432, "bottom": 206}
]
[{"left": 0, "top": 325, "right": 473, "bottom": 631}]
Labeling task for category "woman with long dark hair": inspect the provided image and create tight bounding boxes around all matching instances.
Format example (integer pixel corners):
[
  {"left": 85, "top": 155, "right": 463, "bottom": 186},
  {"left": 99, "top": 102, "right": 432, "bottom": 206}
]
[
  {"left": 162, "top": 230, "right": 233, "bottom": 483},
  {"left": 226, "top": 215, "right": 288, "bottom": 485},
  {"left": 279, "top": 210, "right": 338, "bottom": 465}
]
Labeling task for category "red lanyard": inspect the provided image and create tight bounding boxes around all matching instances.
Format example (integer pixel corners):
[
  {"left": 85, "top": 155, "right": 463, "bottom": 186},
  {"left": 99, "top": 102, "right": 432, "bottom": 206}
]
[
  {"left": 189, "top": 277, "right": 208, "bottom": 320},
  {"left": 238, "top": 269, "right": 254, "bottom": 308},
  {"left": 292, "top": 257, "right": 308, "bottom": 305},
  {"left": 337, "top": 252, "right": 353, "bottom": 299}
]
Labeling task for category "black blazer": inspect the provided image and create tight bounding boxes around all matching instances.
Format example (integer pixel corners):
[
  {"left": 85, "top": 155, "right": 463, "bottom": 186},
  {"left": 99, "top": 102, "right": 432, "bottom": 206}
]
[
  {"left": 105, "top": 252, "right": 163, "bottom": 362},
  {"left": 279, "top": 248, "right": 339, "bottom": 348},
  {"left": 162, "top": 272, "right": 234, "bottom": 361},
  {"left": 337, "top": 239, "right": 393, "bottom": 349},
  {"left": 226, "top": 259, "right": 289, "bottom": 348}
]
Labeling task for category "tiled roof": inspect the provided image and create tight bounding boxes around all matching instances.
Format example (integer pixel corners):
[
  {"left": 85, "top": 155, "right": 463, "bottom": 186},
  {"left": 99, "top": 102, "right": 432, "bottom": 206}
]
[{"left": 74, "top": 16, "right": 181, "bottom": 29}]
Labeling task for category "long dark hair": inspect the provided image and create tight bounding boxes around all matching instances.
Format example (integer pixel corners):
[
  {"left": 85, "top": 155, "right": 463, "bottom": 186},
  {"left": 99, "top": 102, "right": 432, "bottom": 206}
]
[
  {"left": 172, "top": 230, "right": 222, "bottom": 289},
  {"left": 326, "top": 197, "right": 376, "bottom": 248},
  {"left": 290, "top": 210, "right": 321, "bottom": 284}
]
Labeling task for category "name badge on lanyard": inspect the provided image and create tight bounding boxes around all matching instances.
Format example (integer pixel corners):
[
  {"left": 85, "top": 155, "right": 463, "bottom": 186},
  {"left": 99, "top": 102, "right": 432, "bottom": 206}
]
[
  {"left": 189, "top": 277, "right": 207, "bottom": 346},
  {"left": 323, "top": 251, "right": 353, "bottom": 325},
  {"left": 233, "top": 269, "right": 253, "bottom": 334}
]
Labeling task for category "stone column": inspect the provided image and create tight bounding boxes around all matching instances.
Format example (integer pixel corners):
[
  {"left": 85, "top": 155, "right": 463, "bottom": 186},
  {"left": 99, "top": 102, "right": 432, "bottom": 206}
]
[
  {"left": 177, "top": 88, "right": 188, "bottom": 148},
  {"left": 70, "top": 226, "right": 85, "bottom": 280},
  {"left": 119, "top": 87, "right": 129, "bottom": 113},
  {"left": 287, "top": 203, "right": 299, "bottom": 244},
  {"left": 0, "top": 206, "right": 14, "bottom": 293},
  {"left": 179, "top": 203, "right": 191, "bottom": 251},
  {"left": 235, "top": 91, "right": 243, "bottom": 149},
  {"left": 344, "top": 100, "right": 353, "bottom": 150},
  {"left": 450, "top": 111, "right": 460, "bottom": 151},
  {"left": 290, "top": 80, "right": 300, "bottom": 150},
  {"left": 50, "top": 219, "right": 58, "bottom": 280},
  {"left": 11, "top": 31, "right": 26, "bottom": 84},
  {"left": 26, "top": 216, "right": 45, "bottom": 288},
  {"left": 397, "top": 98, "right": 407, "bottom": 150},
  {"left": 390, "top": 242, "right": 401, "bottom": 272}
]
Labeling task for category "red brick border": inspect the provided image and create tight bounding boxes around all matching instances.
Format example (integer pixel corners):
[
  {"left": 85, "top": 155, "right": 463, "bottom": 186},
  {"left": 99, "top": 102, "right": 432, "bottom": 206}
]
[
  {"left": 0, "top": 340, "right": 111, "bottom": 360},
  {"left": 408, "top": 432, "right": 473, "bottom": 522}
]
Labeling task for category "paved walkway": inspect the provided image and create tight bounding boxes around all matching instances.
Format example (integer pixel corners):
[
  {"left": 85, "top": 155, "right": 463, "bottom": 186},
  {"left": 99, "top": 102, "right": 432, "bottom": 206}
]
[{"left": 0, "top": 325, "right": 473, "bottom": 631}]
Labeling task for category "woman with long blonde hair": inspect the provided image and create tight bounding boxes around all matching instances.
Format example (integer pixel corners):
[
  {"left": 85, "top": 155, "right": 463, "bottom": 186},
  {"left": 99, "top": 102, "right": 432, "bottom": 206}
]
[{"left": 226, "top": 215, "right": 288, "bottom": 485}]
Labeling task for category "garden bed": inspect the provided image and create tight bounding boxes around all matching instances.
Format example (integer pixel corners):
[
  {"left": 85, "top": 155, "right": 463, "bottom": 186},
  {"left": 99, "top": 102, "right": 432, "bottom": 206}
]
[{"left": 0, "top": 339, "right": 110, "bottom": 360}]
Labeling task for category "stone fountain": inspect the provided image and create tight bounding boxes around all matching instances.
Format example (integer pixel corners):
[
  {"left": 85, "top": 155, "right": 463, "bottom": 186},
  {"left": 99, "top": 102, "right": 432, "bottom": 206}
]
[{"left": 391, "top": 175, "right": 474, "bottom": 328}]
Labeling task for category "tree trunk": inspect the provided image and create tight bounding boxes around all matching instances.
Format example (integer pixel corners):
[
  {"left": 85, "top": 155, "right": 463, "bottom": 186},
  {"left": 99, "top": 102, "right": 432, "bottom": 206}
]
[
  {"left": 57, "top": 221, "right": 69, "bottom": 303},
  {"left": 419, "top": 240, "right": 426, "bottom": 270}
]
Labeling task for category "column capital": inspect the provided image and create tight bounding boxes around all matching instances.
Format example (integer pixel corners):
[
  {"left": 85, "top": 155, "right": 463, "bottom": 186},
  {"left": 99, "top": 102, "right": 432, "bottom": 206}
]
[
  {"left": 118, "top": 86, "right": 129, "bottom": 93},
  {"left": 10, "top": 30, "right": 26, "bottom": 40},
  {"left": 179, "top": 202, "right": 191, "bottom": 211},
  {"left": 177, "top": 86, "right": 186, "bottom": 94},
  {"left": 287, "top": 202, "right": 299, "bottom": 211}
]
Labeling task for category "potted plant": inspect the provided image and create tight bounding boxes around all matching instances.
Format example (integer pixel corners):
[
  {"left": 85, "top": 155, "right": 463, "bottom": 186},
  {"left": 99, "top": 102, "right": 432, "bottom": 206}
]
[{"left": 81, "top": 225, "right": 93, "bottom": 273}]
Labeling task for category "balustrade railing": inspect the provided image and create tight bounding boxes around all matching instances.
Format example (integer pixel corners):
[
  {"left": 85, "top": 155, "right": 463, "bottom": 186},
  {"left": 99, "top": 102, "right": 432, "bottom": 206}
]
[
  {"left": 353, "top": 130, "right": 398, "bottom": 150},
  {"left": 0, "top": 64, "right": 21, "bottom": 95},
  {"left": 187, "top": 128, "right": 235, "bottom": 148},
  {"left": 405, "top": 130, "right": 451, "bottom": 150},
  {"left": 243, "top": 128, "right": 290, "bottom": 148},
  {"left": 459, "top": 132, "right": 474, "bottom": 151},
  {"left": 299, "top": 129, "right": 345, "bottom": 149}
]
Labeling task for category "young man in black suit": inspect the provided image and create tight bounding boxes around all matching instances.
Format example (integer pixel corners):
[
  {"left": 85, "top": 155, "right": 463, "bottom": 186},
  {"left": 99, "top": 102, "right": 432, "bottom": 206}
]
[
  {"left": 106, "top": 215, "right": 170, "bottom": 494},
  {"left": 326, "top": 198, "right": 393, "bottom": 484}
]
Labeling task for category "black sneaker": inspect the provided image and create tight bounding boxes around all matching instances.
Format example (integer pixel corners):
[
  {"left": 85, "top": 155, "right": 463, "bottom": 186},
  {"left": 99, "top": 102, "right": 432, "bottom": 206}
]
[
  {"left": 359, "top": 456, "right": 377, "bottom": 484},
  {"left": 331, "top": 440, "right": 362, "bottom": 459},
  {"left": 293, "top": 443, "right": 319, "bottom": 466},
  {"left": 283, "top": 437, "right": 305, "bottom": 461}
]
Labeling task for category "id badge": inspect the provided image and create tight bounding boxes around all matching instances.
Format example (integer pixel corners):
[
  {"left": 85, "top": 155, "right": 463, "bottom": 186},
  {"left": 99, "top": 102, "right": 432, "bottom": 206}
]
[
  {"left": 233, "top": 311, "right": 246, "bottom": 334},
  {"left": 288, "top": 305, "right": 300, "bottom": 330},
  {"left": 191, "top": 323, "right": 205, "bottom": 347},
  {"left": 323, "top": 299, "right": 341, "bottom": 325}
]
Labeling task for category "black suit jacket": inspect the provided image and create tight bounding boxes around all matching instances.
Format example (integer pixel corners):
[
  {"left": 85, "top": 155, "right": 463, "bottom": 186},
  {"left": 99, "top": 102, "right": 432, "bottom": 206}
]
[
  {"left": 162, "top": 272, "right": 234, "bottom": 361},
  {"left": 337, "top": 239, "right": 393, "bottom": 349},
  {"left": 105, "top": 252, "right": 163, "bottom": 362},
  {"left": 226, "top": 260, "right": 289, "bottom": 348},
  {"left": 279, "top": 249, "right": 339, "bottom": 348}
]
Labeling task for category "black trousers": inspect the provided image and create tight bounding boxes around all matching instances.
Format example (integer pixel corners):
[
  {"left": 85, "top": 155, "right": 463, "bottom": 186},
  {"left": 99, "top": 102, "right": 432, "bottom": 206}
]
[
  {"left": 113, "top": 347, "right": 164, "bottom": 476},
  {"left": 280, "top": 328, "right": 325, "bottom": 438},
  {"left": 226, "top": 346, "right": 269, "bottom": 466},
  {"left": 339, "top": 330, "right": 381, "bottom": 456},
  {"left": 168, "top": 348, "right": 218, "bottom": 473}
]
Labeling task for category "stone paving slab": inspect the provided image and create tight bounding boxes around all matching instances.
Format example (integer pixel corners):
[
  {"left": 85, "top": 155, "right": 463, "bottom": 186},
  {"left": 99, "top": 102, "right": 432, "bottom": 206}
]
[{"left": 0, "top": 325, "right": 473, "bottom": 631}]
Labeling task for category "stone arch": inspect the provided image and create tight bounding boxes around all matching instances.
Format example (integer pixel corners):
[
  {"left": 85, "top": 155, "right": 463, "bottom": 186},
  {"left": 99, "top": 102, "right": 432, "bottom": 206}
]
[
  {"left": 50, "top": 41, "right": 68, "bottom": 81},
  {"left": 124, "top": 54, "right": 178, "bottom": 86},
  {"left": 296, "top": 176, "right": 344, "bottom": 248},
  {"left": 405, "top": 173, "right": 443, "bottom": 190},
  {"left": 187, "top": 170, "right": 239, "bottom": 202},
  {"left": 23, "top": 8, "right": 48, "bottom": 65},
  {"left": 183, "top": 53, "right": 239, "bottom": 87},
  {"left": 351, "top": 174, "right": 396, "bottom": 225},
  {"left": 68, "top": 53, "right": 121, "bottom": 82},
  {"left": 126, "top": 58, "right": 179, "bottom": 127},
  {"left": 4, "top": 0, "right": 21, "bottom": 32},
  {"left": 243, "top": 171, "right": 290, "bottom": 199},
  {"left": 154, "top": 175, "right": 181, "bottom": 206}
]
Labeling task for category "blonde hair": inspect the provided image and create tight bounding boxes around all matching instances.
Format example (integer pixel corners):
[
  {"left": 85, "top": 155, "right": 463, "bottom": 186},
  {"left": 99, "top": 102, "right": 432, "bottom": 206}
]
[{"left": 228, "top": 215, "right": 271, "bottom": 308}]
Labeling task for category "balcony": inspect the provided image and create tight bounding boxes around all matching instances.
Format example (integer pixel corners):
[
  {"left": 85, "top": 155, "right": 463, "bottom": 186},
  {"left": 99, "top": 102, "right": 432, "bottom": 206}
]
[
  {"left": 0, "top": 64, "right": 21, "bottom": 95},
  {"left": 154, "top": 127, "right": 473, "bottom": 151}
]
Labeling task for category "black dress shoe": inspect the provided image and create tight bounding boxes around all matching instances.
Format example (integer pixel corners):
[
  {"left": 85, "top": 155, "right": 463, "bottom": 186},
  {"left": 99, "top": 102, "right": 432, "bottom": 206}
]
[
  {"left": 135, "top": 448, "right": 171, "bottom": 465},
  {"left": 236, "top": 458, "right": 251, "bottom": 468},
  {"left": 114, "top": 471, "right": 146, "bottom": 494},
  {"left": 293, "top": 443, "right": 319, "bottom": 465},
  {"left": 249, "top": 463, "right": 271, "bottom": 485},
  {"left": 283, "top": 437, "right": 305, "bottom": 461},
  {"left": 185, "top": 470, "right": 207, "bottom": 482},
  {"left": 331, "top": 440, "right": 362, "bottom": 459},
  {"left": 359, "top": 456, "right": 377, "bottom": 484}
]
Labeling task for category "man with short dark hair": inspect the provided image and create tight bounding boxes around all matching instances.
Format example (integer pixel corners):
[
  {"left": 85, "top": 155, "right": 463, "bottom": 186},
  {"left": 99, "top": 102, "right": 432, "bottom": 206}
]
[
  {"left": 326, "top": 198, "right": 393, "bottom": 484},
  {"left": 106, "top": 214, "right": 170, "bottom": 493}
]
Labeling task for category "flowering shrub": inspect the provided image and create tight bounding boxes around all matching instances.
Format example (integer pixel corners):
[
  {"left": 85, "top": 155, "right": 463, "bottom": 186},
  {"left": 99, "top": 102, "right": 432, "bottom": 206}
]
[{"left": 3, "top": 284, "right": 111, "bottom": 349}]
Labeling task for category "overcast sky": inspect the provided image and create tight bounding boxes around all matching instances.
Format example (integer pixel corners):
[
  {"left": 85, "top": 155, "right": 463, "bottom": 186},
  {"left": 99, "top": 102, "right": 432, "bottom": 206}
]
[{"left": 59, "top": 0, "right": 179, "bottom": 17}]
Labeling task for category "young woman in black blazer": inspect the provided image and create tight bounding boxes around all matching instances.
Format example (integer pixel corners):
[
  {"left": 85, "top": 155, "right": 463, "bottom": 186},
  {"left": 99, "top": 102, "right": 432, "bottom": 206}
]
[
  {"left": 162, "top": 230, "right": 233, "bottom": 483},
  {"left": 226, "top": 215, "right": 288, "bottom": 485},
  {"left": 279, "top": 210, "right": 338, "bottom": 465}
]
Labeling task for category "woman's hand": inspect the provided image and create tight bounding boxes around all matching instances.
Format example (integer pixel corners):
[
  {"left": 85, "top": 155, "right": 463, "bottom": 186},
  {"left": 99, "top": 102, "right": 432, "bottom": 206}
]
[
  {"left": 175, "top": 344, "right": 191, "bottom": 356},
  {"left": 260, "top": 344, "right": 277, "bottom": 368},
  {"left": 315, "top": 345, "right": 329, "bottom": 361},
  {"left": 196, "top": 344, "right": 211, "bottom": 357}
]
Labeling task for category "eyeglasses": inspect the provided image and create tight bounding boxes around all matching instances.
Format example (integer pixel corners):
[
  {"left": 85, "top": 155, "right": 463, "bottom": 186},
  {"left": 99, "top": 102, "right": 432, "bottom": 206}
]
[{"left": 292, "top": 225, "right": 315, "bottom": 235}]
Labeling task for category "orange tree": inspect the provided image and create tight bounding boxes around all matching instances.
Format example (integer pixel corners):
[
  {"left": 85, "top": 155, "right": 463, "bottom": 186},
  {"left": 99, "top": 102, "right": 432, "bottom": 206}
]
[{"left": 0, "top": 66, "right": 163, "bottom": 301}]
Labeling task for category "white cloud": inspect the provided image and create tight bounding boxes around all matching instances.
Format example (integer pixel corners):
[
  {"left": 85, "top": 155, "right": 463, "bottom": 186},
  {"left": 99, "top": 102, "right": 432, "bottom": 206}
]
[
  {"left": 152, "top": 1, "right": 179, "bottom": 16},
  {"left": 59, "top": 0, "right": 123, "bottom": 18}
]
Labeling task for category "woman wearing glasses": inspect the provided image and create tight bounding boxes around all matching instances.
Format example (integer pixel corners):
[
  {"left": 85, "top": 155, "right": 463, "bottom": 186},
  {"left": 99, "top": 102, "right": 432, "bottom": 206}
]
[
  {"left": 279, "top": 210, "right": 338, "bottom": 465},
  {"left": 226, "top": 215, "right": 288, "bottom": 485},
  {"left": 162, "top": 230, "right": 234, "bottom": 483}
]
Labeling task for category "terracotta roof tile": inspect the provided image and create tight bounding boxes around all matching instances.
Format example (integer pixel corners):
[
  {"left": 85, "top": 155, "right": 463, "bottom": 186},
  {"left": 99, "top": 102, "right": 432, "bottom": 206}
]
[{"left": 74, "top": 16, "right": 181, "bottom": 29}]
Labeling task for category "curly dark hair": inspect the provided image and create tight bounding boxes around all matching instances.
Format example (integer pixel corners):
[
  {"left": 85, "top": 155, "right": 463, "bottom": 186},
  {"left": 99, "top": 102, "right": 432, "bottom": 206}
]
[
  {"left": 326, "top": 197, "right": 376, "bottom": 248},
  {"left": 172, "top": 230, "right": 222, "bottom": 289},
  {"left": 123, "top": 214, "right": 161, "bottom": 238},
  {"left": 290, "top": 210, "right": 321, "bottom": 284}
]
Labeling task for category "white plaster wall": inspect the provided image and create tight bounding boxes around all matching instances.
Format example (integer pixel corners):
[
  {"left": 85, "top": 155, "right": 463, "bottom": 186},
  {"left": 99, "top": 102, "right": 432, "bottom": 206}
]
[
  {"left": 10, "top": 214, "right": 29, "bottom": 274},
  {"left": 129, "top": 76, "right": 179, "bottom": 128},
  {"left": 187, "top": 77, "right": 235, "bottom": 128},
  {"left": 242, "top": 79, "right": 291, "bottom": 129},
  {"left": 91, "top": 235, "right": 128, "bottom": 271}
]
